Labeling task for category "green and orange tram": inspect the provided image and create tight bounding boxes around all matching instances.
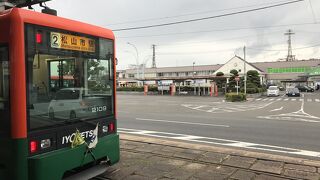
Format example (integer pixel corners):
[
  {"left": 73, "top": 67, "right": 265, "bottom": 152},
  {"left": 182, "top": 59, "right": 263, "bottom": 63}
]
[{"left": 0, "top": 3, "right": 119, "bottom": 180}]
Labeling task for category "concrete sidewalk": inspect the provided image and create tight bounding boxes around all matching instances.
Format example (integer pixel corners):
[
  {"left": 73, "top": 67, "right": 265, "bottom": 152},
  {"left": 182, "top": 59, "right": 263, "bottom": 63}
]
[{"left": 100, "top": 134, "right": 320, "bottom": 180}]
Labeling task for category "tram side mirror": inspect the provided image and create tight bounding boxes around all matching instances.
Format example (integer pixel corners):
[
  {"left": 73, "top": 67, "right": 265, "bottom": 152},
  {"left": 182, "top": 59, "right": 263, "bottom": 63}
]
[
  {"left": 41, "top": 7, "right": 57, "bottom": 16},
  {"left": 115, "top": 58, "right": 118, "bottom": 65}
]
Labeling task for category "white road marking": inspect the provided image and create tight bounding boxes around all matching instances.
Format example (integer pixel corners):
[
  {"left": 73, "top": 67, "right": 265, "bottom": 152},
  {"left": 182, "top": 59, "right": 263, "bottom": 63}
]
[
  {"left": 284, "top": 98, "right": 289, "bottom": 101},
  {"left": 302, "top": 94, "right": 305, "bottom": 97},
  {"left": 192, "top": 105, "right": 206, "bottom": 110},
  {"left": 276, "top": 98, "right": 282, "bottom": 101},
  {"left": 258, "top": 100, "right": 320, "bottom": 123},
  {"left": 135, "top": 118, "right": 230, "bottom": 128},
  {"left": 269, "top": 98, "right": 274, "bottom": 101},
  {"left": 307, "top": 99, "right": 312, "bottom": 102},
  {"left": 316, "top": 99, "right": 320, "bottom": 102},
  {"left": 270, "top": 107, "right": 283, "bottom": 112},
  {"left": 262, "top": 98, "right": 268, "bottom": 101},
  {"left": 206, "top": 107, "right": 219, "bottom": 112},
  {"left": 157, "top": 100, "right": 178, "bottom": 103},
  {"left": 299, "top": 99, "right": 304, "bottom": 101},
  {"left": 182, "top": 102, "right": 274, "bottom": 114},
  {"left": 256, "top": 98, "right": 262, "bottom": 101},
  {"left": 174, "top": 136, "right": 202, "bottom": 140},
  {"left": 291, "top": 99, "right": 296, "bottom": 101},
  {"left": 119, "top": 128, "right": 320, "bottom": 157}
]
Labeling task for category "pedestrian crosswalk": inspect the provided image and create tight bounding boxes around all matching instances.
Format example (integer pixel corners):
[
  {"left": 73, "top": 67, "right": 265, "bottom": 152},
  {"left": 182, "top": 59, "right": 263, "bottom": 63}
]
[{"left": 254, "top": 97, "right": 320, "bottom": 102}]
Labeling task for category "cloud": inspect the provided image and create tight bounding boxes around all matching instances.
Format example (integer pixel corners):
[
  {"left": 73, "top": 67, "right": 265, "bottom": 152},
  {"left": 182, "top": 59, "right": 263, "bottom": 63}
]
[{"left": 40, "top": 0, "right": 320, "bottom": 69}]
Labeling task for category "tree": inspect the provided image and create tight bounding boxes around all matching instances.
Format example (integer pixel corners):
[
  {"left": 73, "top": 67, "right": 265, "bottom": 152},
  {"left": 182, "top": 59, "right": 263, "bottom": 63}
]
[
  {"left": 228, "top": 69, "right": 239, "bottom": 92},
  {"left": 230, "top": 69, "right": 239, "bottom": 76},
  {"left": 215, "top": 72, "right": 226, "bottom": 89},
  {"left": 216, "top": 71, "right": 224, "bottom": 77},
  {"left": 247, "top": 70, "right": 261, "bottom": 88},
  {"left": 87, "top": 60, "right": 108, "bottom": 92}
]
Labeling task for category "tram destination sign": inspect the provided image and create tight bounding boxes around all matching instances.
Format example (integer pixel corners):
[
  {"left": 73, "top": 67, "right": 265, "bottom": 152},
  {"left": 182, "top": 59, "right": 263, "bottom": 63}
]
[{"left": 50, "top": 32, "right": 95, "bottom": 53}]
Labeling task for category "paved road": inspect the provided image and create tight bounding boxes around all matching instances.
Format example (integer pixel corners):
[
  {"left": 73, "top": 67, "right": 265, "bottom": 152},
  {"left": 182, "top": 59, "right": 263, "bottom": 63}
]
[{"left": 117, "top": 92, "right": 320, "bottom": 160}]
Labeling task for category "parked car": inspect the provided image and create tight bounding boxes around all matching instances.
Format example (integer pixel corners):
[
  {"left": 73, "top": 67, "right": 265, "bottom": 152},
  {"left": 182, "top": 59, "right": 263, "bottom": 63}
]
[
  {"left": 278, "top": 86, "right": 285, "bottom": 91},
  {"left": 267, "top": 86, "right": 279, "bottom": 97},
  {"left": 295, "top": 85, "right": 314, "bottom": 92},
  {"left": 48, "top": 88, "right": 109, "bottom": 120},
  {"left": 286, "top": 88, "right": 300, "bottom": 97}
]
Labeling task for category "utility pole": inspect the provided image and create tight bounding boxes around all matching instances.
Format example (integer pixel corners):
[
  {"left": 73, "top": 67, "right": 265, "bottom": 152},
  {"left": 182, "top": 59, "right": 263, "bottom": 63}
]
[
  {"left": 193, "top": 62, "right": 196, "bottom": 95},
  {"left": 152, "top": 44, "right": 157, "bottom": 68},
  {"left": 244, "top": 46, "right": 247, "bottom": 95},
  {"left": 284, "top": 29, "right": 295, "bottom": 61},
  {"left": 127, "top": 42, "right": 140, "bottom": 85}
]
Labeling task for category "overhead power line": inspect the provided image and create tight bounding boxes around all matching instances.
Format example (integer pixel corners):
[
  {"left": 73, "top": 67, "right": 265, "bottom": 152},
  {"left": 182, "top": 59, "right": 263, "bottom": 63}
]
[
  {"left": 106, "top": 0, "right": 295, "bottom": 26},
  {"left": 116, "top": 22, "right": 319, "bottom": 39},
  {"left": 247, "top": 42, "right": 320, "bottom": 52},
  {"left": 308, "top": 0, "right": 317, "bottom": 23},
  {"left": 112, "top": 0, "right": 305, "bottom": 32}
]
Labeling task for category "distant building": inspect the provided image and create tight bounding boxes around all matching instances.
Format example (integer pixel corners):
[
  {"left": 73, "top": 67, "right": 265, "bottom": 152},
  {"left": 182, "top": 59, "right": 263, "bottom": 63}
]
[{"left": 117, "top": 56, "right": 320, "bottom": 88}]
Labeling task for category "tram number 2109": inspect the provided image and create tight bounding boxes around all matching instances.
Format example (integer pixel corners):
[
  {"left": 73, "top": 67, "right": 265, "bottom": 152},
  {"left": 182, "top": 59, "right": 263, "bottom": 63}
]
[{"left": 91, "top": 106, "right": 107, "bottom": 113}]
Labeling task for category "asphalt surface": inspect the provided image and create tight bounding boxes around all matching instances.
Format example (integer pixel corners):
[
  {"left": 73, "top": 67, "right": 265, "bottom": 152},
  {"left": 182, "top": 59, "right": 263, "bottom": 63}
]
[{"left": 117, "top": 92, "right": 320, "bottom": 160}]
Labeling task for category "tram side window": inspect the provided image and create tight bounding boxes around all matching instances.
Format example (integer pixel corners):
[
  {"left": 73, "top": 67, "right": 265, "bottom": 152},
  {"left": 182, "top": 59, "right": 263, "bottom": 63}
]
[
  {"left": 0, "top": 46, "right": 9, "bottom": 135},
  {"left": 0, "top": 46, "right": 9, "bottom": 110}
]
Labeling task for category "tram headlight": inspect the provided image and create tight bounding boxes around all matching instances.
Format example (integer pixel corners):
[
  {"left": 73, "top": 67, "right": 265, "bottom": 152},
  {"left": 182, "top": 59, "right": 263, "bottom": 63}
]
[
  {"left": 40, "top": 139, "right": 51, "bottom": 149},
  {"left": 102, "top": 125, "right": 108, "bottom": 133}
]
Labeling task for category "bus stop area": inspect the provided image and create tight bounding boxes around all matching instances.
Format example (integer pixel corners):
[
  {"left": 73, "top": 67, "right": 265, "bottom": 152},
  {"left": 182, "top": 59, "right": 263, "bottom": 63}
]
[{"left": 99, "top": 134, "right": 320, "bottom": 180}]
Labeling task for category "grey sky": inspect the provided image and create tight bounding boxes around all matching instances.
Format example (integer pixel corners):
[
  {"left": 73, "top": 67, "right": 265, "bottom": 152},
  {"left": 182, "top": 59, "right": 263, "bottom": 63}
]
[{"left": 42, "top": 0, "right": 320, "bottom": 69}]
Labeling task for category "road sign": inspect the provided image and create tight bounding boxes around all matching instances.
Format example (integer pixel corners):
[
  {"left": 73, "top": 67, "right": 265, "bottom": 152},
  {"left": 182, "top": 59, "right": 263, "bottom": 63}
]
[{"left": 235, "top": 77, "right": 240, "bottom": 81}]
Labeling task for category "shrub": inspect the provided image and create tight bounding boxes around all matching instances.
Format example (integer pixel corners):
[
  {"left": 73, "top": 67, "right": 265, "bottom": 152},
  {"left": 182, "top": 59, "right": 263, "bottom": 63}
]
[
  {"left": 216, "top": 71, "right": 224, "bottom": 76},
  {"left": 246, "top": 88, "right": 257, "bottom": 94},
  {"left": 225, "top": 93, "right": 246, "bottom": 102},
  {"left": 257, "top": 87, "right": 266, "bottom": 93},
  {"left": 117, "top": 87, "right": 144, "bottom": 91},
  {"left": 148, "top": 86, "right": 158, "bottom": 92}
]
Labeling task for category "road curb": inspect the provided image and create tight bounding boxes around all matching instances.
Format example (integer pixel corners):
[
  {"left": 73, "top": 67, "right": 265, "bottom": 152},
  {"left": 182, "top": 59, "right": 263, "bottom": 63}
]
[{"left": 120, "top": 133, "right": 320, "bottom": 167}]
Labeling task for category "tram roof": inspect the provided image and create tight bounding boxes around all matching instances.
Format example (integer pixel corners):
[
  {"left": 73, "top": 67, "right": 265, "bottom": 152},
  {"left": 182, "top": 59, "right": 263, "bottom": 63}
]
[{"left": 1, "top": 7, "right": 115, "bottom": 40}]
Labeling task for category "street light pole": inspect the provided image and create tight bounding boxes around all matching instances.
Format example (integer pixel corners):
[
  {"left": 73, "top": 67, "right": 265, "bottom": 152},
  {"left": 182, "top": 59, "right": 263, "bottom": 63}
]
[
  {"left": 127, "top": 42, "right": 140, "bottom": 85},
  {"left": 244, "top": 46, "right": 247, "bottom": 95},
  {"left": 193, "top": 62, "right": 196, "bottom": 95}
]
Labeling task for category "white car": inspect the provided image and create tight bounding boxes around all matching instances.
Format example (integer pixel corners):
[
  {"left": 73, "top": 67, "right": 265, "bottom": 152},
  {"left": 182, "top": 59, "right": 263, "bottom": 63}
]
[
  {"left": 48, "top": 88, "right": 108, "bottom": 120},
  {"left": 267, "top": 86, "right": 279, "bottom": 97}
]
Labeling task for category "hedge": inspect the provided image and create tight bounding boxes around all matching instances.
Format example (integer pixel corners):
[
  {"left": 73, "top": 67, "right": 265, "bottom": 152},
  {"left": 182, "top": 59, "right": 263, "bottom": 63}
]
[
  {"left": 225, "top": 93, "right": 246, "bottom": 102},
  {"left": 117, "top": 86, "right": 159, "bottom": 92},
  {"left": 117, "top": 87, "right": 144, "bottom": 92}
]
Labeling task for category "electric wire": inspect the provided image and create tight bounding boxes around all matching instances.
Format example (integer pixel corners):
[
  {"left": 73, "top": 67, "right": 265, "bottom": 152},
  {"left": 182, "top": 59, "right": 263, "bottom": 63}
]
[
  {"left": 308, "top": 0, "right": 318, "bottom": 23},
  {"left": 112, "top": 0, "right": 305, "bottom": 31},
  {"left": 247, "top": 42, "right": 320, "bottom": 51},
  {"left": 153, "top": 31, "right": 284, "bottom": 48},
  {"left": 151, "top": 42, "right": 320, "bottom": 56},
  {"left": 116, "top": 22, "right": 319, "bottom": 39},
  {"left": 106, "top": 0, "right": 296, "bottom": 26}
]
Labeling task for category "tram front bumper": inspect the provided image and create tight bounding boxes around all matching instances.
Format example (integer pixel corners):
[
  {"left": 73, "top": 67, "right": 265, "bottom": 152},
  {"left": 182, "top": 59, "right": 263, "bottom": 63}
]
[{"left": 28, "top": 134, "right": 120, "bottom": 180}]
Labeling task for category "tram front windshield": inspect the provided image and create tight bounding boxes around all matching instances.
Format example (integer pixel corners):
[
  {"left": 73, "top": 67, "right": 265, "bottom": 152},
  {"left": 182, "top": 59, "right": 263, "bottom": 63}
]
[{"left": 26, "top": 26, "right": 114, "bottom": 130}]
